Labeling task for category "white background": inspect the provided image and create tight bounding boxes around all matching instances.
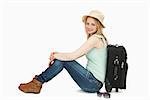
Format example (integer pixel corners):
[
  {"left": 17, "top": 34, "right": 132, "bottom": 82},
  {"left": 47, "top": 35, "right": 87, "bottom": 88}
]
[{"left": 0, "top": 0, "right": 150, "bottom": 100}]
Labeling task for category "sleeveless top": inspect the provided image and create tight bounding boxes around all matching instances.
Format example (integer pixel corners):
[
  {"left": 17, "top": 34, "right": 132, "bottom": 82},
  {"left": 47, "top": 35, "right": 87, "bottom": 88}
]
[{"left": 86, "top": 34, "right": 107, "bottom": 83}]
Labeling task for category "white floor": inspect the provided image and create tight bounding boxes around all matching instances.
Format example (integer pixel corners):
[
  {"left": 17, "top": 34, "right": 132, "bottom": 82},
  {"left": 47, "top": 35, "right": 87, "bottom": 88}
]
[{"left": 1, "top": 70, "right": 149, "bottom": 100}]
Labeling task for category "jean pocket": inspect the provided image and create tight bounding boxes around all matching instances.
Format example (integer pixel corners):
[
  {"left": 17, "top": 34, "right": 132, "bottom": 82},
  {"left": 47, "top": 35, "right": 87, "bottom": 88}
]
[{"left": 86, "top": 72, "right": 102, "bottom": 88}]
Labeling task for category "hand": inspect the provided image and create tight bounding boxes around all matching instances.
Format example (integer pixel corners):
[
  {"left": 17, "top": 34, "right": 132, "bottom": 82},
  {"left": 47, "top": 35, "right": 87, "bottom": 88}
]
[
  {"left": 49, "top": 52, "right": 57, "bottom": 66},
  {"left": 50, "top": 52, "right": 55, "bottom": 61}
]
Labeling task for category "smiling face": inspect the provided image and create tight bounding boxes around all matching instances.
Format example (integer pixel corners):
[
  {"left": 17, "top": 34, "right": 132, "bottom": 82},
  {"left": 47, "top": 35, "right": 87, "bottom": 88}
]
[{"left": 85, "top": 17, "right": 97, "bottom": 35}]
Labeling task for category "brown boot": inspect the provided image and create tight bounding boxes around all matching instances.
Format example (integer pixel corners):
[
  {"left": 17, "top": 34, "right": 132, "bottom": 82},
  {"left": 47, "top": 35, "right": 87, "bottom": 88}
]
[{"left": 18, "top": 78, "right": 42, "bottom": 94}]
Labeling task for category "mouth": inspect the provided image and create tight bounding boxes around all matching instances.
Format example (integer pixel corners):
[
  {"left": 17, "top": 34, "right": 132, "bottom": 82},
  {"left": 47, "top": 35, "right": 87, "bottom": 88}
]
[{"left": 87, "top": 29, "right": 93, "bottom": 32}]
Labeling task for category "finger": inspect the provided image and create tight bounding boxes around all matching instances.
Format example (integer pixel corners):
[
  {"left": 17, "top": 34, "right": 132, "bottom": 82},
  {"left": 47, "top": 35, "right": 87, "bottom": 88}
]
[
  {"left": 50, "top": 55, "right": 54, "bottom": 60},
  {"left": 49, "top": 56, "right": 52, "bottom": 60},
  {"left": 50, "top": 52, "right": 54, "bottom": 56},
  {"left": 49, "top": 57, "right": 52, "bottom": 61},
  {"left": 49, "top": 52, "right": 53, "bottom": 59},
  {"left": 50, "top": 57, "right": 53, "bottom": 61}
]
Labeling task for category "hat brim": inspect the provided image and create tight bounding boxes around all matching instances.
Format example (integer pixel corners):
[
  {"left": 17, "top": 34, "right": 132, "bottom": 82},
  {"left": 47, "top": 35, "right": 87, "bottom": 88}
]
[{"left": 82, "top": 15, "right": 105, "bottom": 28}]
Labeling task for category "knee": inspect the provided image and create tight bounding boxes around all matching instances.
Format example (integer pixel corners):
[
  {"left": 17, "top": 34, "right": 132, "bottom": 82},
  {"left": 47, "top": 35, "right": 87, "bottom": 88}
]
[{"left": 53, "top": 59, "right": 64, "bottom": 66}]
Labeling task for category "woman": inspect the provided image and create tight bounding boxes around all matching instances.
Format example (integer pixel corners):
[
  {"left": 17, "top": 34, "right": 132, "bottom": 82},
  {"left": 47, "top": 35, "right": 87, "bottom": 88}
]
[{"left": 18, "top": 10, "right": 108, "bottom": 94}]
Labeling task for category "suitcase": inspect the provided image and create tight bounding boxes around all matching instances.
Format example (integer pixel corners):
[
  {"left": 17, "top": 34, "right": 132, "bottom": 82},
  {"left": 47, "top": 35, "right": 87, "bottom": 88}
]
[{"left": 105, "top": 44, "right": 128, "bottom": 92}]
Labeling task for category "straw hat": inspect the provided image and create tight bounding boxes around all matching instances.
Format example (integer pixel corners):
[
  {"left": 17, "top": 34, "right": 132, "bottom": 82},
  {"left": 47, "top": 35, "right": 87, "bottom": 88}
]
[{"left": 82, "top": 10, "right": 105, "bottom": 28}]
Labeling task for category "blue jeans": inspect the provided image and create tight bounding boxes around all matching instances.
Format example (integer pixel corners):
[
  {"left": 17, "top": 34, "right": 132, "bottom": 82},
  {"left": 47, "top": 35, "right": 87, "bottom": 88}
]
[{"left": 36, "top": 59, "right": 103, "bottom": 93}]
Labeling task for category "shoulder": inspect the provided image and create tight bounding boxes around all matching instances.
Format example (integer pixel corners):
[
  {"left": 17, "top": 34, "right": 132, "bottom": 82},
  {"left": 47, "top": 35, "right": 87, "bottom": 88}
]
[
  {"left": 85, "top": 34, "right": 103, "bottom": 48},
  {"left": 93, "top": 34, "right": 104, "bottom": 39},
  {"left": 88, "top": 34, "right": 103, "bottom": 43},
  {"left": 86, "top": 35, "right": 99, "bottom": 44},
  {"left": 88, "top": 34, "right": 100, "bottom": 41},
  {"left": 90, "top": 34, "right": 106, "bottom": 48}
]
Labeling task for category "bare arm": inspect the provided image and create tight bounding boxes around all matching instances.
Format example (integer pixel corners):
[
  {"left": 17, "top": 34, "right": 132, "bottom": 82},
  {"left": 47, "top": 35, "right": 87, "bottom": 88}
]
[{"left": 53, "top": 35, "right": 102, "bottom": 61}]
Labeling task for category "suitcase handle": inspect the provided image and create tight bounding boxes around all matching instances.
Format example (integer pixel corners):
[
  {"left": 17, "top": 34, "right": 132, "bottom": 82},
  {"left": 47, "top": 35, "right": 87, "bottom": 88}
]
[{"left": 113, "top": 58, "right": 119, "bottom": 80}]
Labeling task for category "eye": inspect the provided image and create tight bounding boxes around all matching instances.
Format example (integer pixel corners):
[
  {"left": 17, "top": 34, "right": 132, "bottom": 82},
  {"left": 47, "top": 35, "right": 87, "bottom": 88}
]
[
  {"left": 86, "top": 22, "right": 89, "bottom": 25},
  {"left": 91, "top": 23, "right": 96, "bottom": 26}
]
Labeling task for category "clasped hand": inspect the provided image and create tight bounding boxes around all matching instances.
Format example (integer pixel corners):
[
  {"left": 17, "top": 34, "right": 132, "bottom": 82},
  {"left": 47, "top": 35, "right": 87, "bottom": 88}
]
[{"left": 49, "top": 52, "right": 56, "bottom": 66}]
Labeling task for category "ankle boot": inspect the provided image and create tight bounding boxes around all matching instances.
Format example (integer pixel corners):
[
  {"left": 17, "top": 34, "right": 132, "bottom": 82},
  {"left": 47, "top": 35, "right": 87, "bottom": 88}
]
[{"left": 18, "top": 78, "right": 42, "bottom": 94}]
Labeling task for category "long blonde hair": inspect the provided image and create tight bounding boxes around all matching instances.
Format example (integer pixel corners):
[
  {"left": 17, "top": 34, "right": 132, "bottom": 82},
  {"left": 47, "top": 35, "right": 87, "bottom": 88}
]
[{"left": 84, "top": 16, "right": 107, "bottom": 43}]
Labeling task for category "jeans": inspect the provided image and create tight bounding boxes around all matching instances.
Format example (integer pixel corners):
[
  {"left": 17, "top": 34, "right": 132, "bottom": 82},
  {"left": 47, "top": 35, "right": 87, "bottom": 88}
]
[{"left": 36, "top": 59, "right": 103, "bottom": 93}]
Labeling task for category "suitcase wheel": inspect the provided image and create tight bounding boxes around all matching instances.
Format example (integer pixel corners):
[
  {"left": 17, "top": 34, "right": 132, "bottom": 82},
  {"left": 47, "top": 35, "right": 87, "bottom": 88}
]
[{"left": 105, "top": 80, "right": 112, "bottom": 92}]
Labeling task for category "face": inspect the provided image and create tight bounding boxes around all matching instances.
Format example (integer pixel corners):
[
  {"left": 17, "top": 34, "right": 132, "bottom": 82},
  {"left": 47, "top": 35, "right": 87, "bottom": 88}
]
[{"left": 85, "top": 17, "right": 97, "bottom": 35}]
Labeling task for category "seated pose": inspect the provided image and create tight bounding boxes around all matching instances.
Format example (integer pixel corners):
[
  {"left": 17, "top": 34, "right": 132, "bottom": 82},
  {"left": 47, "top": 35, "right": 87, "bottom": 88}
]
[{"left": 18, "top": 10, "right": 108, "bottom": 94}]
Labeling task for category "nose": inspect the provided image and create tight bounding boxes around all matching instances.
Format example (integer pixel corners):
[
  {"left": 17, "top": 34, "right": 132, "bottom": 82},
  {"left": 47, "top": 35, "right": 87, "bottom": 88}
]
[
  {"left": 86, "top": 24, "right": 91, "bottom": 28},
  {"left": 86, "top": 26, "right": 92, "bottom": 31},
  {"left": 86, "top": 25, "right": 92, "bottom": 30}
]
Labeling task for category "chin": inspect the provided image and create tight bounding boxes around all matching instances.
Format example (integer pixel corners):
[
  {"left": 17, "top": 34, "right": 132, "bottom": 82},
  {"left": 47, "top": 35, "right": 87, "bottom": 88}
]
[{"left": 87, "top": 32, "right": 95, "bottom": 34}]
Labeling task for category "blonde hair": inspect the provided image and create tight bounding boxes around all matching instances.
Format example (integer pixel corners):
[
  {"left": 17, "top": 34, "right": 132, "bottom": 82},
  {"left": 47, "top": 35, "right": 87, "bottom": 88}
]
[{"left": 84, "top": 16, "right": 107, "bottom": 43}]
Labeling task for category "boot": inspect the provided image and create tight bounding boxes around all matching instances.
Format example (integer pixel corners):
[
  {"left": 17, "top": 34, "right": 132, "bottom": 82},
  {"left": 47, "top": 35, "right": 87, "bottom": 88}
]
[{"left": 18, "top": 77, "right": 42, "bottom": 94}]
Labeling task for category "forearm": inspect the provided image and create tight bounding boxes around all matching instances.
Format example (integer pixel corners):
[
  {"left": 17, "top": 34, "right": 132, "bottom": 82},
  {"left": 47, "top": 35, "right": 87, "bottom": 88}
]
[
  {"left": 54, "top": 52, "right": 76, "bottom": 61},
  {"left": 52, "top": 36, "right": 98, "bottom": 61}
]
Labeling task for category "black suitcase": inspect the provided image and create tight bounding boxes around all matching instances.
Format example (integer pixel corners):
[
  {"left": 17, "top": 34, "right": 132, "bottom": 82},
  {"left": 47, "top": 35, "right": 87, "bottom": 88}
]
[{"left": 105, "top": 44, "right": 128, "bottom": 92}]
